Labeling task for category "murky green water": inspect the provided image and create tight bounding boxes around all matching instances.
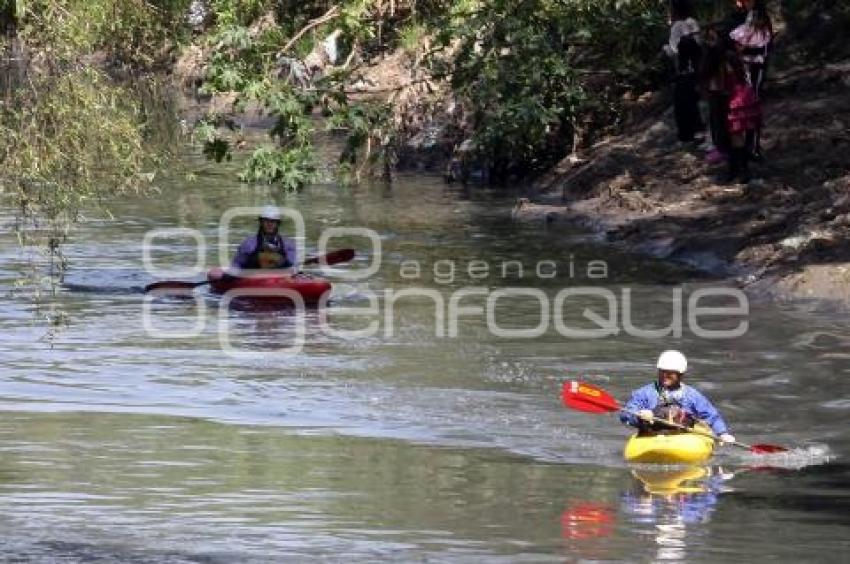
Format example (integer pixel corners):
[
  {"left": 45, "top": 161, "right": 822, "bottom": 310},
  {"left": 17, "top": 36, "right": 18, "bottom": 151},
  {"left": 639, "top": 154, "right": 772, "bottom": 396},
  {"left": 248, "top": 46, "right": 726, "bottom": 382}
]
[{"left": 1, "top": 147, "right": 848, "bottom": 561}]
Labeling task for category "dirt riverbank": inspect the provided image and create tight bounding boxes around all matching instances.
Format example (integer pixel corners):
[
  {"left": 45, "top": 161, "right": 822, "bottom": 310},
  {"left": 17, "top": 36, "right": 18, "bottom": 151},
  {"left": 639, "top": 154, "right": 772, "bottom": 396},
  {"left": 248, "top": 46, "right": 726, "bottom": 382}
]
[{"left": 513, "top": 61, "right": 850, "bottom": 306}]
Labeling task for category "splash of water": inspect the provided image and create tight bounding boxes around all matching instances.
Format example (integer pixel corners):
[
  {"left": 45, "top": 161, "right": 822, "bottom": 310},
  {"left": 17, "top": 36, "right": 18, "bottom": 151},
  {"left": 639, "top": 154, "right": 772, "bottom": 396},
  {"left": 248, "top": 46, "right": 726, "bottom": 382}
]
[{"left": 738, "top": 443, "right": 833, "bottom": 469}]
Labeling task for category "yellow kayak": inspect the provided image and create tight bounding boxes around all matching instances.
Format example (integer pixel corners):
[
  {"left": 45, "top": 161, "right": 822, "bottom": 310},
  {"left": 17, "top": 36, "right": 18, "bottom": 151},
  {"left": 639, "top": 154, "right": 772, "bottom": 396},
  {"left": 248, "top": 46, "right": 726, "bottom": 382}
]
[{"left": 624, "top": 423, "right": 715, "bottom": 464}]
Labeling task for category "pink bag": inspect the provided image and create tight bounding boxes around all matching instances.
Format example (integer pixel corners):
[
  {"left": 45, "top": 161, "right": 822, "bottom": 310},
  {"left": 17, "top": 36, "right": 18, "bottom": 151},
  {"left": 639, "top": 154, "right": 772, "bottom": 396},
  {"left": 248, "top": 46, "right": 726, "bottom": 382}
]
[{"left": 727, "top": 82, "right": 761, "bottom": 134}]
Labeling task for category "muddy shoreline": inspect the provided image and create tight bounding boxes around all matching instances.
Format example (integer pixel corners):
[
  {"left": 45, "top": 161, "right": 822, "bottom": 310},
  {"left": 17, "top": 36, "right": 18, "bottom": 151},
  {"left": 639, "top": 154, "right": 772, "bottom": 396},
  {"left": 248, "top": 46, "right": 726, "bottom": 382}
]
[{"left": 512, "top": 62, "right": 850, "bottom": 308}]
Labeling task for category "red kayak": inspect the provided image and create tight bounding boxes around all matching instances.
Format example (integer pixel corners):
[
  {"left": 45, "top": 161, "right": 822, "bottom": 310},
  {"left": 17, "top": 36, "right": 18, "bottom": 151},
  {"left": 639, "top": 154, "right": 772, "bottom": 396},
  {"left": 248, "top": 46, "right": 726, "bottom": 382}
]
[{"left": 207, "top": 268, "right": 332, "bottom": 304}]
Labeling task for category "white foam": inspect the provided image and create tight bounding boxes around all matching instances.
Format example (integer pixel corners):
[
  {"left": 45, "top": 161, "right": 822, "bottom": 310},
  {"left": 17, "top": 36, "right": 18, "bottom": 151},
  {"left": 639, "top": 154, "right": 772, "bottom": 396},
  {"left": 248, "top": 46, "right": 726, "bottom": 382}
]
[{"left": 738, "top": 443, "right": 834, "bottom": 469}]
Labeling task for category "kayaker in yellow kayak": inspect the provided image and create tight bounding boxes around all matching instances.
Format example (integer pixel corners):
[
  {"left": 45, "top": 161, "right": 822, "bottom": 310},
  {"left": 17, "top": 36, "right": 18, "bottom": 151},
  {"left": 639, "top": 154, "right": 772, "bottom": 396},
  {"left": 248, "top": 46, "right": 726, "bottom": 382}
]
[
  {"left": 620, "top": 350, "right": 736, "bottom": 444},
  {"left": 232, "top": 206, "right": 298, "bottom": 270}
]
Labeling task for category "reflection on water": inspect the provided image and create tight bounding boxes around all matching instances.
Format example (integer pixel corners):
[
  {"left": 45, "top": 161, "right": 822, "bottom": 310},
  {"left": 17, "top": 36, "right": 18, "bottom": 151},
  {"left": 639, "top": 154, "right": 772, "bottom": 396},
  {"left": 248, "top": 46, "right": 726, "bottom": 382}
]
[
  {"left": 558, "top": 466, "right": 728, "bottom": 562},
  {"left": 560, "top": 501, "right": 616, "bottom": 560},
  {"left": 624, "top": 466, "right": 726, "bottom": 562}
]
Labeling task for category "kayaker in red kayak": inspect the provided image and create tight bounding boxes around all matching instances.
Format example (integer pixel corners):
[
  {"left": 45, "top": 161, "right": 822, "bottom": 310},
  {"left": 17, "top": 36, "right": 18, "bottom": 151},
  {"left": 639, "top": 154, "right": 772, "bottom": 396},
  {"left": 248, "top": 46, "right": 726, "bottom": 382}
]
[
  {"left": 620, "top": 350, "right": 736, "bottom": 444},
  {"left": 231, "top": 205, "right": 298, "bottom": 270}
]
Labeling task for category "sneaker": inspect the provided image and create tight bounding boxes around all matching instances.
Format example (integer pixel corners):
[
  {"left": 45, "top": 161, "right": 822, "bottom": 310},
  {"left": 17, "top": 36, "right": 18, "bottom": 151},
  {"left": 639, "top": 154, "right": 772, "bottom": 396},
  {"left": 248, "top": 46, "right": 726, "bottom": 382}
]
[{"left": 697, "top": 139, "right": 713, "bottom": 151}]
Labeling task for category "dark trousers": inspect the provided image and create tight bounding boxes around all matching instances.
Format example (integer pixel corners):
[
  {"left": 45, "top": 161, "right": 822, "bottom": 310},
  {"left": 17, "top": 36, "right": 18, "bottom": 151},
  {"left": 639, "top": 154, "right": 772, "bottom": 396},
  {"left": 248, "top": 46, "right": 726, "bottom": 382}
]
[
  {"left": 727, "top": 146, "right": 750, "bottom": 181},
  {"left": 674, "top": 74, "right": 703, "bottom": 142},
  {"left": 745, "top": 62, "right": 766, "bottom": 155},
  {"left": 708, "top": 92, "right": 731, "bottom": 153},
  {"left": 747, "top": 62, "right": 766, "bottom": 97}
]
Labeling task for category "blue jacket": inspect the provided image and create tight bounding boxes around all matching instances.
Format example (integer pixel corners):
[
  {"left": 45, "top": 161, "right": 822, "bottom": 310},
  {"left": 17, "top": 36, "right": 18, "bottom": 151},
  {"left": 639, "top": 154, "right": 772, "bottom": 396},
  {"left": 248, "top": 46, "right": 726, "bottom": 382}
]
[{"left": 619, "top": 383, "right": 729, "bottom": 435}]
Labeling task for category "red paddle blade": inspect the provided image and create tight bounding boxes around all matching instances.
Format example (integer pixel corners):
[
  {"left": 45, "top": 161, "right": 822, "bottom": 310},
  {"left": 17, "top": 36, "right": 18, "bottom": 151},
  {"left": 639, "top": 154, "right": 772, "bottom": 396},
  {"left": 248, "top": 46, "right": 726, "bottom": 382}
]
[
  {"left": 304, "top": 248, "right": 355, "bottom": 266},
  {"left": 325, "top": 248, "right": 355, "bottom": 265},
  {"left": 561, "top": 381, "right": 622, "bottom": 413},
  {"left": 750, "top": 443, "right": 788, "bottom": 454}
]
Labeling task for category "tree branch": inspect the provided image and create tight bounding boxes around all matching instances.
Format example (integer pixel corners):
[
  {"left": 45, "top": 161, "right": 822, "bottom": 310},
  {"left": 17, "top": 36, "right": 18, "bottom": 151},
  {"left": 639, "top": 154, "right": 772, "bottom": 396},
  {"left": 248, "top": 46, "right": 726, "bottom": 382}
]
[{"left": 279, "top": 5, "right": 341, "bottom": 56}]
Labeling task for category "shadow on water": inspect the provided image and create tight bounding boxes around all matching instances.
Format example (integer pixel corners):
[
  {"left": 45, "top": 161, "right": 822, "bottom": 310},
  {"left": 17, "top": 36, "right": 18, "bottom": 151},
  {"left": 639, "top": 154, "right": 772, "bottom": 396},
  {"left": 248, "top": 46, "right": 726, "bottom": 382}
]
[
  {"left": 731, "top": 462, "right": 850, "bottom": 525},
  {"left": 63, "top": 282, "right": 149, "bottom": 295},
  {"left": 23, "top": 541, "right": 233, "bottom": 564}
]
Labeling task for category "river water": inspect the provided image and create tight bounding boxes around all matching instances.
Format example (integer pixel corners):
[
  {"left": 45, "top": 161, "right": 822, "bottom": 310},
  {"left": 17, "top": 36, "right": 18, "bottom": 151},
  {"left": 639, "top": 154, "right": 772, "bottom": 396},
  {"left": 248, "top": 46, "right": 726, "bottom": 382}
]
[{"left": 1, "top": 147, "right": 848, "bottom": 562}]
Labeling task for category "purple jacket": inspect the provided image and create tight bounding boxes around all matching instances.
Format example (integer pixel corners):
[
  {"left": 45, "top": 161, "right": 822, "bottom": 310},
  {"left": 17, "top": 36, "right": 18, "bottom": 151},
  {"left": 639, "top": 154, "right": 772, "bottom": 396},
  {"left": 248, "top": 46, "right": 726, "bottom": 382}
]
[{"left": 231, "top": 234, "right": 298, "bottom": 269}]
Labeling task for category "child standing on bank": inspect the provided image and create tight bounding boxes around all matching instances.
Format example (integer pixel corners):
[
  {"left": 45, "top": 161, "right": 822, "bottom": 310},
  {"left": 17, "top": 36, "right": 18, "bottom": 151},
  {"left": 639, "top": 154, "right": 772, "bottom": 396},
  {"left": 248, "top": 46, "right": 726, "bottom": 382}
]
[
  {"left": 725, "top": 51, "right": 762, "bottom": 183},
  {"left": 730, "top": 0, "right": 773, "bottom": 159}
]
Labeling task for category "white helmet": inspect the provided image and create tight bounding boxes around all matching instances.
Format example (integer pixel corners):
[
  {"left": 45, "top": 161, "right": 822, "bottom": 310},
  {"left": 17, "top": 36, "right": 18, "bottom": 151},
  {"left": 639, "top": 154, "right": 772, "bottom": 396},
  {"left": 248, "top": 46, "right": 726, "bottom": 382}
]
[
  {"left": 657, "top": 350, "right": 687, "bottom": 374},
  {"left": 259, "top": 205, "right": 281, "bottom": 221}
]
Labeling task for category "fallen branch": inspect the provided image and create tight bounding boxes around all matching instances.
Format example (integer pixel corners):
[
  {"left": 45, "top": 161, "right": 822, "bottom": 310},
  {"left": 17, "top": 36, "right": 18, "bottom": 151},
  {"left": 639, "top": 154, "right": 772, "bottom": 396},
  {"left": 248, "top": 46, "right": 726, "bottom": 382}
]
[
  {"left": 279, "top": 5, "right": 341, "bottom": 56},
  {"left": 346, "top": 76, "right": 442, "bottom": 95},
  {"left": 340, "top": 41, "right": 359, "bottom": 70}
]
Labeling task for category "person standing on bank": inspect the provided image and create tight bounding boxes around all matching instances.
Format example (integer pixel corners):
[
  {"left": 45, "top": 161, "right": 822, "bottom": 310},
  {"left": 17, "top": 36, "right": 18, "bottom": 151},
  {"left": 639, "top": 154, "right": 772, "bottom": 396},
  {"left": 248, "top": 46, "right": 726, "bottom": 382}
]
[
  {"left": 730, "top": 0, "right": 773, "bottom": 159},
  {"left": 724, "top": 49, "right": 762, "bottom": 183},
  {"left": 664, "top": 0, "right": 704, "bottom": 144},
  {"left": 701, "top": 23, "right": 732, "bottom": 164}
]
